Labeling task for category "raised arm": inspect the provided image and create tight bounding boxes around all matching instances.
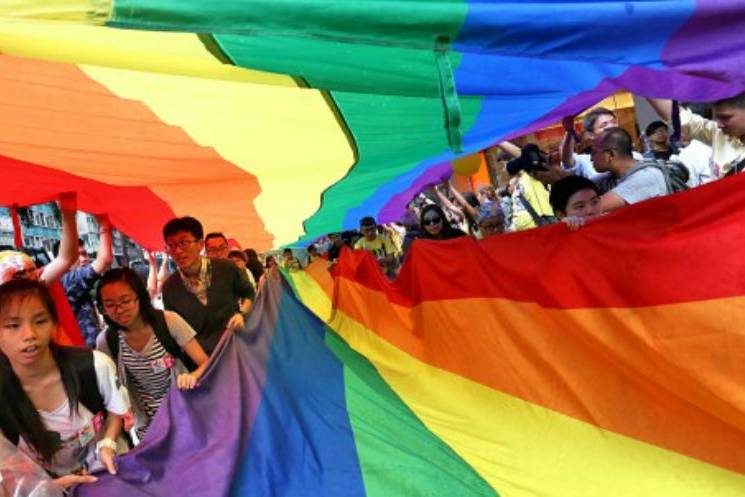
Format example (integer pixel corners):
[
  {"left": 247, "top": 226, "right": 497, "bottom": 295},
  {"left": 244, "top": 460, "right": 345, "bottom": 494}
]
[
  {"left": 560, "top": 116, "right": 578, "bottom": 167},
  {"left": 91, "top": 214, "right": 113, "bottom": 275},
  {"left": 156, "top": 253, "right": 171, "bottom": 294},
  {"left": 496, "top": 141, "right": 521, "bottom": 159},
  {"left": 646, "top": 98, "right": 673, "bottom": 122},
  {"left": 40, "top": 192, "right": 78, "bottom": 285},
  {"left": 145, "top": 250, "right": 159, "bottom": 300},
  {"left": 432, "top": 184, "right": 464, "bottom": 221},
  {"left": 447, "top": 180, "right": 479, "bottom": 220}
]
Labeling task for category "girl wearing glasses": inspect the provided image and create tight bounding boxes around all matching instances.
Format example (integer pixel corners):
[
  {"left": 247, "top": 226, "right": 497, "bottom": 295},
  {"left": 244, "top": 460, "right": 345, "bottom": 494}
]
[
  {"left": 95, "top": 268, "right": 209, "bottom": 443},
  {"left": 0, "top": 279, "right": 129, "bottom": 492}
]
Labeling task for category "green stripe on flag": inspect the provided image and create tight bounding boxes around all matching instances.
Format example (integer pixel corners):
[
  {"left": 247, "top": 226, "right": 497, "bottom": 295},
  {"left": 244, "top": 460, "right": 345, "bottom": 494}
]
[{"left": 325, "top": 331, "right": 497, "bottom": 497}]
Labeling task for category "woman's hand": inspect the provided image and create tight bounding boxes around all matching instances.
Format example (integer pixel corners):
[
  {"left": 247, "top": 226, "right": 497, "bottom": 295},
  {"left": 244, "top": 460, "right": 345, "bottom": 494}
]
[
  {"left": 54, "top": 473, "right": 98, "bottom": 489},
  {"left": 99, "top": 446, "right": 118, "bottom": 475},
  {"left": 177, "top": 372, "right": 199, "bottom": 390},
  {"left": 226, "top": 312, "right": 245, "bottom": 332}
]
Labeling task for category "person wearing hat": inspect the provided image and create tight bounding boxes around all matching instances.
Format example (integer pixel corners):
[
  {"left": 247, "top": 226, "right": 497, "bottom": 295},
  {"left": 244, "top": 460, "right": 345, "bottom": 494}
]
[
  {"left": 476, "top": 202, "right": 506, "bottom": 239},
  {"left": 508, "top": 144, "right": 566, "bottom": 231},
  {"left": 354, "top": 216, "right": 400, "bottom": 278}
]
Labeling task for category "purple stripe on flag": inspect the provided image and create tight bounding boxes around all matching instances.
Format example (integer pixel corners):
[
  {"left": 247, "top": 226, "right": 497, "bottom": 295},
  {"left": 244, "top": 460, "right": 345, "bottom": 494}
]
[
  {"left": 76, "top": 279, "right": 283, "bottom": 497},
  {"left": 663, "top": 0, "right": 745, "bottom": 89},
  {"left": 379, "top": 64, "right": 744, "bottom": 223}
]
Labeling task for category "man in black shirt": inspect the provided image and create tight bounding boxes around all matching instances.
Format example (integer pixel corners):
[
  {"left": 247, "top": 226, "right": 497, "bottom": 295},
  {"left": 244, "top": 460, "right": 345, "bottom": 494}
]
[
  {"left": 161, "top": 217, "right": 254, "bottom": 355},
  {"left": 644, "top": 120, "right": 677, "bottom": 161}
]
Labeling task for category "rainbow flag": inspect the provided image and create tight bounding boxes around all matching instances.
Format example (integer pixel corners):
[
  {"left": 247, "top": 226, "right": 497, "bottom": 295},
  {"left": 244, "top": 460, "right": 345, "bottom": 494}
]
[
  {"left": 1, "top": 1, "right": 744, "bottom": 248},
  {"left": 76, "top": 174, "right": 745, "bottom": 496},
  {"left": 74, "top": 277, "right": 495, "bottom": 497}
]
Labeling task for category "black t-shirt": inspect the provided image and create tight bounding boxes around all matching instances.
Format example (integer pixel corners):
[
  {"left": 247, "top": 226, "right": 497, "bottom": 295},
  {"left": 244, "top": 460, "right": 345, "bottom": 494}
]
[{"left": 650, "top": 149, "right": 673, "bottom": 161}]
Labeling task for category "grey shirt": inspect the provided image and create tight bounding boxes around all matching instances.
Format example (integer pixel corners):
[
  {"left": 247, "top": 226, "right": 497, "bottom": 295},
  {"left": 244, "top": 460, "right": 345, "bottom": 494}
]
[{"left": 612, "top": 165, "right": 668, "bottom": 205}]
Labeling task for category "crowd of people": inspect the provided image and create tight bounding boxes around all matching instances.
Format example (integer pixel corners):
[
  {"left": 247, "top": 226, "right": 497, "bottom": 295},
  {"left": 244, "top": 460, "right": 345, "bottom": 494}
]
[
  {"left": 0, "top": 92, "right": 743, "bottom": 492},
  {"left": 0, "top": 209, "right": 259, "bottom": 491},
  {"left": 324, "top": 95, "right": 744, "bottom": 276}
]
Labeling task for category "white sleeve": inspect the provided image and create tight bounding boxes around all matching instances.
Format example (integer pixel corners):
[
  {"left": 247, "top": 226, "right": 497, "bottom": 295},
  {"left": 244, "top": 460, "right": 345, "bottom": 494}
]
[
  {"left": 680, "top": 107, "right": 716, "bottom": 145},
  {"left": 569, "top": 153, "right": 598, "bottom": 179},
  {"left": 164, "top": 310, "right": 198, "bottom": 349},
  {"left": 92, "top": 350, "right": 130, "bottom": 415}
]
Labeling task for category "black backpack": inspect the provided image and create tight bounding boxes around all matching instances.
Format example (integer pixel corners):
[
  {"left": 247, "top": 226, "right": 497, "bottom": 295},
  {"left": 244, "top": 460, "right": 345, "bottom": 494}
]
[
  {"left": 625, "top": 159, "right": 689, "bottom": 194},
  {"left": 0, "top": 347, "right": 104, "bottom": 446},
  {"left": 105, "top": 310, "right": 196, "bottom": 372}
]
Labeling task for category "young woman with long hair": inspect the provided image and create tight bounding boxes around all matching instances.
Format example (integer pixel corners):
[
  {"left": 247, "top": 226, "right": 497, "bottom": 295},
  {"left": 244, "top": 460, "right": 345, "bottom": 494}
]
[
  {"left": 418, "top": 204, "right": 467, "bottom": 241},
  {"left": 95, "top": 268, "right": 209, "bottom": 442},
  {"left": 0, "top": 279, "right": 128, "bottom": 490}
]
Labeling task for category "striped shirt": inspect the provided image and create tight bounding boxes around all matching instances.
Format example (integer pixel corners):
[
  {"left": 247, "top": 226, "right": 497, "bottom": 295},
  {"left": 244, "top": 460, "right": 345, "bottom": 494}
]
[{"left": 119, "top": 333, "right": 175, "bottom": 439}]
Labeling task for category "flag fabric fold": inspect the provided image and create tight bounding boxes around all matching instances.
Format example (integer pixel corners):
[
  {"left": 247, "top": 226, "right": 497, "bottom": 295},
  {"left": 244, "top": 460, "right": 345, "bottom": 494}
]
[
  {"left": 71, "top": 173, "right": 745, "bottom": 497},
  {"left": 1, "top": 1, "right": 744, "bottom": 246}
]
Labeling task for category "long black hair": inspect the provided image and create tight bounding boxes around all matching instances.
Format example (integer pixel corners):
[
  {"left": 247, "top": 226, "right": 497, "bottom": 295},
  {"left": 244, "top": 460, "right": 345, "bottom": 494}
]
[
  {"left": 0, "top": 279, "right": 82, "bottom": 464},
  {"left": 418, "top": 204, "right": 467, "bottom": 240},
  {"left": 96, "top": 267, "right": 157, "bottom": 332}
]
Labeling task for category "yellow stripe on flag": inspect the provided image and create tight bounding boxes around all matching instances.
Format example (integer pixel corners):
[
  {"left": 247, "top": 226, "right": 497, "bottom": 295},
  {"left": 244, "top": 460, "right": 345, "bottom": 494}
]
[
  {"left": 82, "top": 65, "right": 354, "bottom": 246},
  {"left": 0, "top": 17, "right": 293, "bottom": 85}
]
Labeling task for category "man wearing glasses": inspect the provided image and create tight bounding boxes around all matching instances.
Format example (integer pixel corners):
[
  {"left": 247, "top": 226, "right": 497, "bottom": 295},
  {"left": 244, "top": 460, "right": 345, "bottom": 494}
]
[
  {"left": 204, "top": 232, "right": 256, "bottom": 288},
  {"left": 160, "top": 217, "right": 255, "bottom": 355},
  {"left": 593, "top": 128, "right": 669, "bottom": 214},
  {"left": 643, "top": 121, "right": 677, "bottom": 161}
]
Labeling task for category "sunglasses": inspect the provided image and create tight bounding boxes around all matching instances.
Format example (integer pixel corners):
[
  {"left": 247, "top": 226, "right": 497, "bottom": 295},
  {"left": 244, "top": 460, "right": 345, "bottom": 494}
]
[{"left": 422, "top": 216, "right": 442, "bottom": 226}]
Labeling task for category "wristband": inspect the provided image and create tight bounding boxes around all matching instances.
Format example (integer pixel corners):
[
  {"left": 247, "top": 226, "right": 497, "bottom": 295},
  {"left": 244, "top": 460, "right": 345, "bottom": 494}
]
[{"left": 96, "top": 437, "right": 117, "bottom": 456}]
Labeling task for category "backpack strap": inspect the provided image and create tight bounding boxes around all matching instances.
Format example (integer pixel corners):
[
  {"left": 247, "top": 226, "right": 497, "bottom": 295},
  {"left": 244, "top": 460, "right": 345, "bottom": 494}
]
[
  {"left": 622, "top": 160, "right": 675, "bottom": 194},
  {"left": 152, "top": 310, "right": 196, "bottom": 372},
  {"left": 517, "top": 193, "right": 544, "bottom": 226}
]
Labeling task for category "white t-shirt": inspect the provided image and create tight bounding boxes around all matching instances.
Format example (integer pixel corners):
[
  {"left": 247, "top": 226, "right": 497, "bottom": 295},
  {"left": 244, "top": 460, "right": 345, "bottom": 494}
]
[
  {"left": 673, "top": 139, "right": 714, "bottom": 187},
  {"left": 17, "top": 351, "right": 129, "bottom": 477}
]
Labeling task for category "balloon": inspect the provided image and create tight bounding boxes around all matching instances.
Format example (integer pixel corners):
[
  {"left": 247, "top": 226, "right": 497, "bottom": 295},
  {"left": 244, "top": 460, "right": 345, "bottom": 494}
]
[{"left": 452, "top": 154, "right": 481, "bottom": 176}]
